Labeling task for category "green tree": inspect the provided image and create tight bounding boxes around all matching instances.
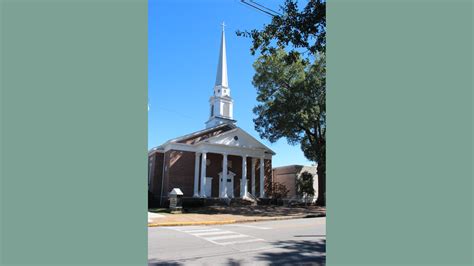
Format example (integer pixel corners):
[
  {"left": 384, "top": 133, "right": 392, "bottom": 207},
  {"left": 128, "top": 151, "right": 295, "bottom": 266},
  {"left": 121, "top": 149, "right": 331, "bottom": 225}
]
[
  {"left": 237, "top": 0, "right": 326, "bottom": 205},
  {"left": 297, "top": 171, "right": 315, "bottom": 204},
  {"left": 236, "top": 0, "right": 326, "bottom": 59},
  {"left": 252, "top": 49, "right": 325, "bottom": 205}
]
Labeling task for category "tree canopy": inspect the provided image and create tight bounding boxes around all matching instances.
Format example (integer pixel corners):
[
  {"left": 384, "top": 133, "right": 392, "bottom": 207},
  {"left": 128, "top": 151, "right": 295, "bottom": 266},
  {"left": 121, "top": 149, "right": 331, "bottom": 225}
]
[
  {"left": 236, "top": 0, "right": 326, "bottom": 61},
  {"left": 252, "top": 49, "right": 325, "bottom": 163},
  {"left": 238, "top": 0, "right": 326, "bottom": 205},
  {"left": 297, "top": 171, "right": 315, "bottom": 196}
]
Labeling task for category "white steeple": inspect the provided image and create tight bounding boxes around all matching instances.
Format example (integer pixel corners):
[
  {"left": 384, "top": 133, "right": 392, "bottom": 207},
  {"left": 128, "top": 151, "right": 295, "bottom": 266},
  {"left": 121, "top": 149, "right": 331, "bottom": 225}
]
[
  {"left": 205, "top": 22, "right": 236, "bottom": 129},
  {"left": 215, "top": 22, "right": 228, "bottom": 88}
]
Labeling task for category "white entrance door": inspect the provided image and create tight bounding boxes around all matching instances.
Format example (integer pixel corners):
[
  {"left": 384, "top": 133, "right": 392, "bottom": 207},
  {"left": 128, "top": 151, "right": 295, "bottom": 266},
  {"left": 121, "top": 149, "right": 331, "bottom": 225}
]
[
  {"left": 219, "top": 171, "right": 235, "bottom": 198},
  {"left": 225, "top": 175, "right": 234, "bottom": 198},
  {"left": 205, "top": 177, "right": 212, "bottom": 197}
]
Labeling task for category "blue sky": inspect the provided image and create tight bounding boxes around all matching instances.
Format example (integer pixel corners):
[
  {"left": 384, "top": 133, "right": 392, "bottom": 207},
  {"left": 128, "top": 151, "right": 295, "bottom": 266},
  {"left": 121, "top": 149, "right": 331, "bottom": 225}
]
[{"left": 148, "top": 0, "right": 313, "bottom": 167}]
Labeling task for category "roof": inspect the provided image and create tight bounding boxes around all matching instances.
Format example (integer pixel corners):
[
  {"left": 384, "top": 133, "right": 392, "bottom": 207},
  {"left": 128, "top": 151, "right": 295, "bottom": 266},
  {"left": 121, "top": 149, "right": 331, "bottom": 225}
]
[
  {"left": 148, "top": 123, "right": 276, "bottom": 156},
  {"left": 171, "top": 123, "right": 235, "bottom": 144},
  {"left": 148, "top": 123, "right": 235, "bottom": 154}
]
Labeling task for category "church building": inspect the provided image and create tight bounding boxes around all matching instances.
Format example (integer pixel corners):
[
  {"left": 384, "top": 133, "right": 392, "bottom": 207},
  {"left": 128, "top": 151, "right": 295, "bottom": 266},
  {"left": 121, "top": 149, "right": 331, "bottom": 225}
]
[{"left": 148, "top": 25, "right": 275, "bottom": 206}]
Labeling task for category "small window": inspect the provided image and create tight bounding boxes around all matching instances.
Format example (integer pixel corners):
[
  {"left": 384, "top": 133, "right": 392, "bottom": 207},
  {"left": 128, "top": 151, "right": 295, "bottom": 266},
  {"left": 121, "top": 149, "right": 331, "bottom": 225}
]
[
  {"left": 233, "top": 136, "right": 239, "bottom": 141},
  {"left": 227, "top": 179, "right": 232, "bottom": 182}
]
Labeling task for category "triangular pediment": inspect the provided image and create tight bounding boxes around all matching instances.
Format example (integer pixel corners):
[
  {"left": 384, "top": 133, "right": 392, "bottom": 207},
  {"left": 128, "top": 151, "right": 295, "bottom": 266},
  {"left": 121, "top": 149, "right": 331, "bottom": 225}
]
[{"left": 197, "top": 127, "right": 275, "bottom": 154}]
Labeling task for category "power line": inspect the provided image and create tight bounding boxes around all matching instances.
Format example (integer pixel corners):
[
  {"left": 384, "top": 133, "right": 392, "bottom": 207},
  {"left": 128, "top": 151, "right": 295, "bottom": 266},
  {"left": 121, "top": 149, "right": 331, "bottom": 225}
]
[
  {"left": 249, "top": 0, "right": 282, "bottom": 16},
  {"left": 240, "top": 0, "right": 279, "bottom": 17}
]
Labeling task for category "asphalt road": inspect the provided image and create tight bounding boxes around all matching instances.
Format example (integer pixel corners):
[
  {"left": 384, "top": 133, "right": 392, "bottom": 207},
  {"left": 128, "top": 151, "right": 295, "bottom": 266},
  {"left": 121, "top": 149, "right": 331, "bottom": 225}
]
[{"left": 148, "top": 217, "right": 326, "bottom": 266}]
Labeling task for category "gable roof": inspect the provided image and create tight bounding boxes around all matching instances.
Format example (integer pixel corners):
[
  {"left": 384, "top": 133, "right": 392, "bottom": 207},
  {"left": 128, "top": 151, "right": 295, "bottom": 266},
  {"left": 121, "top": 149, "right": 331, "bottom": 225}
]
[
  {"left": 148, "top": 124, "right": 235, "bottom": 153},
  {"left": 149, "top": 124, "right": 275, "bottom": 156},
  {"left": 195, "top": 127, "right": 275, "bottom": 155},
  {"left": 165, "top": 124, "right": 234, "bottom": 145}
]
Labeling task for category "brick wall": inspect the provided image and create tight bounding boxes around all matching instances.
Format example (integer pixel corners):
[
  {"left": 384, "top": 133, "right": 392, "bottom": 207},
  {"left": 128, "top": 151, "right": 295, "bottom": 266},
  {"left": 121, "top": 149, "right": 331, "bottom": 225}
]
[
  {"left": 273, "top": 167, "right": 298, "bottom": 198},
  {"left": 167, "top": 150, "right": 195, "bottom": 197},
  {"left": 205, "top": 153, "right": 223, "bottom": 197},
  {"left": 161, "top": 151, "right": 171, "bottom": 204},
  {"left": 150, "top": 152, "right": 164, "bottom": 196},
  {"left": 228, "top": 155, "right": 242, "bottom": 197},
  {"left": 265, "top": 159, "right": 272, "bottom": 194}
]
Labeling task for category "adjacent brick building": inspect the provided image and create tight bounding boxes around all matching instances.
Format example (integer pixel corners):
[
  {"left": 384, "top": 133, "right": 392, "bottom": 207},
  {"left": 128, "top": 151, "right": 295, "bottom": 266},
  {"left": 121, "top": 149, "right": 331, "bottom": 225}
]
[{"left": 272, "top": 165, "right": 318, "bottom": 202}]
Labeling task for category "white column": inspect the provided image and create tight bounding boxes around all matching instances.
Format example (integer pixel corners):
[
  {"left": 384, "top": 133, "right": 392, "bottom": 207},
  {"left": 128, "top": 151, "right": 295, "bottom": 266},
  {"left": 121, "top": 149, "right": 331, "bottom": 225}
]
[
  {"left": 200, "top": 152, "right": 207, "bottom": 197},
  {"left": 193, "top": 152, "right": 200, "bottom": 197},
  {"left": 250, "top": 158, "right": 257, "bottom": 197},
  {"left": 222, "top": 153, "right": 228, "bottom": 198},
  {"left": 251, "top": 158, "right": 256, "bottom": 195},
  {"left": 241, "top": 156, "right": 248, "bottom": 198},
  {"left": 259, "top": 157, "right": 265, "bottom": 198}
]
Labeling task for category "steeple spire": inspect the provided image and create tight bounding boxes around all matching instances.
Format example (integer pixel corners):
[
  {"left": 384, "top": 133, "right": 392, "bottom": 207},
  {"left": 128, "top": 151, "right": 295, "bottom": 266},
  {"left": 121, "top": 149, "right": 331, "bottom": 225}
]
[
  {"left": 205, "top": 22, "right": 236, "bottom": 129},
  {"left": 215, "top": 22, "right": 228, "bottom": 88}
]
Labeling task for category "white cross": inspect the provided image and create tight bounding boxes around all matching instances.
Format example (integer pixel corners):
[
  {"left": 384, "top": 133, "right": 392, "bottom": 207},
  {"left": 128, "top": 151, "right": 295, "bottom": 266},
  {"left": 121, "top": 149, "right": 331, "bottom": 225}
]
[{"left": 221, "top": 21, "right": 226, "bottom": 31}]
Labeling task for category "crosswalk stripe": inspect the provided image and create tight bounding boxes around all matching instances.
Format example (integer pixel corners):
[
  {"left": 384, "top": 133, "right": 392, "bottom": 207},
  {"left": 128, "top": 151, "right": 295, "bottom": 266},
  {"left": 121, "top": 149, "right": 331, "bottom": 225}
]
[
  {"left": 170, "top": 226, "right": 205, "bottom": 231},
  {"left": 217, "top": 238, "right": 265, "bottom": 246},
  {"left": 167, "top": 226, "right": 267, "bottom": 246},
  {"left": 192, "top": 230, "right": 234, "bottom": 236},
  {"left": 206, "top": 234, "right": 249, "bottom": 241},
  {"left": 182, "top": 229, "right": 221, "bottom": 233}
]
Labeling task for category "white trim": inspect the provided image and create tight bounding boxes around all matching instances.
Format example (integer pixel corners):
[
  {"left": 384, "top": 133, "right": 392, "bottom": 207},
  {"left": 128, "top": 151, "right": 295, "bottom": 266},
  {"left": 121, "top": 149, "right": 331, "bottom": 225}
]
[
  {"left": 195, "top": 143, "right": 272, "bottom": 159},
  {"left": 241, "top": 155, "right": 248, "bottom": 198},
  {"left": 162, "top": 142, "right": 272, "bottom": 160},
  {"left": 202, "top": 127, "right": 276, "bottom": 155},
  {"left": 200, "top": 152, "right": 207, "bottom": 198},
  {"left": 221, "top": 154, "right": 228, "bottom": 198},
  {"left": 251, "top": 158, "right": 256, "bottom": 195},
  {"left": 148, "top": 148, "right": 164, "bottom": 157},
  {"left": 193, "top": 152, "right": 200, "bottom": 197}
]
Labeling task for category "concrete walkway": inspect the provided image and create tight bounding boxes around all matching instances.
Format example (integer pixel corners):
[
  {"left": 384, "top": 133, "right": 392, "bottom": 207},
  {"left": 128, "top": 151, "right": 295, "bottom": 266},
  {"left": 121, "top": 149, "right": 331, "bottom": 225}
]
[
  {"left": 148, "top": 206, "right": 325, "bottom": 227},
  {"left": 148, "top": 212, "right": 165, "bottom": 223}
]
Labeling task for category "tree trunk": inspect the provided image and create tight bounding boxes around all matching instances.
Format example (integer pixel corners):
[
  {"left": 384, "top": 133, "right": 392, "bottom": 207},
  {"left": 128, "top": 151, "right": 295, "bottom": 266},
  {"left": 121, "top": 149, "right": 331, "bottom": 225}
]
[
  {"left": 316, "top": 163, "right": 326, "bottom": 206},
  {"left": 316, "top": 158, "right": 326, "bottom": 206}
]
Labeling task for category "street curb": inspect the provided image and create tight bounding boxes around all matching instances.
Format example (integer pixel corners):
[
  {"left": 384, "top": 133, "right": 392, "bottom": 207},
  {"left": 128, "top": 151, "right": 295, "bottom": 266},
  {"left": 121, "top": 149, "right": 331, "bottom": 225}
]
[
  {"left": 148, "top": 220, "right": 237, "bottom": 227},
  {"left": 147, "top": 213, "right": 325, "bottom": 227}
]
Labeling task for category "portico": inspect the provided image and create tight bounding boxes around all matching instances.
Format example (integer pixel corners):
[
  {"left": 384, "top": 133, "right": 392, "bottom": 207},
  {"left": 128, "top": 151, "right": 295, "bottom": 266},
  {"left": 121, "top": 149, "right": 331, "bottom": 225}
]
[{"left": 192, "top": 148, "right": 269, "bottom": 199}]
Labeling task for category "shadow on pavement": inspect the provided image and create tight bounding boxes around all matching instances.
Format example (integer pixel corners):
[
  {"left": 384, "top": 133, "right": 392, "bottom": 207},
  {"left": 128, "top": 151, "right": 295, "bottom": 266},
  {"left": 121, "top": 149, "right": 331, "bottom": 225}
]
[
  {"left": 148, "top": 261, "right": 182, "bottom": 266},
  {"left": 149, "top": 238, "right": 326, "bottom": 266},
  {"left": 253, "top": 238, "right": 326, "bottom": 265}
]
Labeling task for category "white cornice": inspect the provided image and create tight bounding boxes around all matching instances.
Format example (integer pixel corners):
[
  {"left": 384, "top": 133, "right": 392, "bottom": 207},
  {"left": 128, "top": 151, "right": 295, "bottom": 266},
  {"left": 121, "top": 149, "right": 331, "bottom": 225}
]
[{"left": 161, "top": 142, "right": 272, "bottom": 160}]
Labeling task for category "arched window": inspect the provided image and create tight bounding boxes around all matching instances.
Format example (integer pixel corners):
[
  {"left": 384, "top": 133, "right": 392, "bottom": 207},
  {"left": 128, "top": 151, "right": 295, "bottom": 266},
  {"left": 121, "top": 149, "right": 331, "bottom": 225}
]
[{"left": 210, "top": 104, "right": 214, "bottom": 116}]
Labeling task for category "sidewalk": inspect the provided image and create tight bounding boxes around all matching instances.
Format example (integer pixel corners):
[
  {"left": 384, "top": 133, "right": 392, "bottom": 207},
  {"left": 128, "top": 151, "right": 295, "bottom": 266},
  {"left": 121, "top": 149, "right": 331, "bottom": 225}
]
[{"left": 148, "top": 206, "right": 325, "bottom": 227}]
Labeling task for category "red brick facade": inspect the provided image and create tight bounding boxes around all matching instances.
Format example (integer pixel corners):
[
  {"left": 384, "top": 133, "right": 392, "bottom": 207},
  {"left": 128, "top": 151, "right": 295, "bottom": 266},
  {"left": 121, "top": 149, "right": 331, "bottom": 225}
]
[
  {"left": 149, "top": 150, "right": 272, "bottom": 206},
  {"left": 149, "top": 152, "right": 164, "bottom": 195}
]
